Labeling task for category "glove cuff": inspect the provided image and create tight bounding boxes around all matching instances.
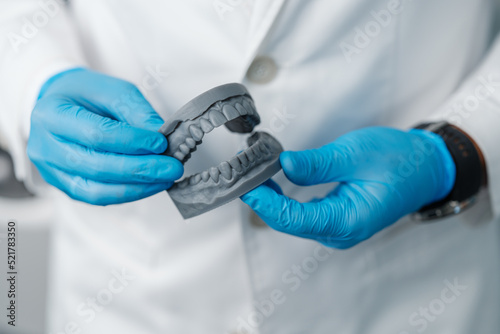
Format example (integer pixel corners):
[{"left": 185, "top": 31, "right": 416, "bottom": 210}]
[{"left": 37, "top": 67, "right": 86, "bottom": 100}]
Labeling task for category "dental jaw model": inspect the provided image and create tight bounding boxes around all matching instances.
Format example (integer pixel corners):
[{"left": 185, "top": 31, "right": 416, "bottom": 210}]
[{"left": 159, "top": 83, "right": 283, "bottom": 219}]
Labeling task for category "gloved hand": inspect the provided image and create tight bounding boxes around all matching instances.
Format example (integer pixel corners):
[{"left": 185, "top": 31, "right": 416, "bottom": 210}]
[
  {"left": 241, "top": 127, "right": 456, "bottom": 248},
  {"left": 28, "top": 68, "right": 183, "bottom": 205}
]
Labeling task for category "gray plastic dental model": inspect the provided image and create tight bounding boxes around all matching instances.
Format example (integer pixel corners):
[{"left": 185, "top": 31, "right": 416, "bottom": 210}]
[{"left": 158, "top": 83, "right": 283, "bottom": 219}]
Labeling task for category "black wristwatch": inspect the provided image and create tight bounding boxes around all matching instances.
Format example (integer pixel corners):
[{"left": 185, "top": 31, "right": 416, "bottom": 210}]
[{"left": 412, "top": 121, "right": 486, "bottom": 221}]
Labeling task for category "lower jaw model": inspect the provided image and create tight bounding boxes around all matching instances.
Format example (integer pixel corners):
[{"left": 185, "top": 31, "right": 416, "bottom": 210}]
[{"left": 158, "top": 83, "right": 284, "bottom": 219}]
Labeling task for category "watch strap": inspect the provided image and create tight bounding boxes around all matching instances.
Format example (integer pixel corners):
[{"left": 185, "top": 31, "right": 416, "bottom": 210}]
[{"left": 413, "top": 122, "right": 484, "bottom": 220}]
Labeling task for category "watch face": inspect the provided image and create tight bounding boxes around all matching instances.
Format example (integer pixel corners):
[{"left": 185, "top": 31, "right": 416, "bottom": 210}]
[{"left": 412, "top": 197, "right": 477, "bottom": 221}]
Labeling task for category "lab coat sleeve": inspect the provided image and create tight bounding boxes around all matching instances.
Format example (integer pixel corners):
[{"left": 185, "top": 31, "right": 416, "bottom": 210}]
[
  {"left": 429, "top": 33, "right": 500, "bottom": 217},
  {"left": 0, "top": 0, "right": 87, "bottom": 192}
]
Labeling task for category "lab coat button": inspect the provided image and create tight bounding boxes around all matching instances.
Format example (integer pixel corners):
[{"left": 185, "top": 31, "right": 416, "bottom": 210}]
[
  {"left": 249, "top": 210, "right": 268, "bottom": 227},
  {"left": 246, "top": 56, "right": 278, "bottom": 84}
]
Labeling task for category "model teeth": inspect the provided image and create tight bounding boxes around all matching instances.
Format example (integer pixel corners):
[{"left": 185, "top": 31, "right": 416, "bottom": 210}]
[
  {"left": 253, "top": 146, "right": 262, "bottom": 157},
  {"left": 219, "top": 161, "right": 232, "bottom": 180},
  {"left": 249, "top": 100, "right": 256, "bottom": 110},
  {"left": 258, "top": 142, "right": 268, "bottom": 154},
  {"left": 242, "top": 100, "right": 253, "bottom": 114},
  {"left": 166, "top": 96, "right": 259, "bottom": 163},
  {"left": 174, "top": 151, "right": 185, "bottom": 161},
  {"left": 190, "top": 174, "right": 201, "bottom": 185},
  {"left": 234, "top": 103, "right": 247, "bottom": 115},
  {"left": 178, "top": 178, "right": 189, "bottom": 189},
  {"left": 166, "top": 95, "right": 265, "bottom": 180},
  {"left": 245, "top": 148, "right": 256, "bottom": 162},
  {"left": 162, "top": 85, "right": 285, "bottom": 219},
  {"left": 189, "top": 125, "right": 204, "bottom": 141},
  {"left": 209, "top": 110, "right": 226, "bottom": 126},
  {"left": 179, "top": 145, "right": 266, "bottom": 186},
  {"left": 229, "top": 157, "right": 242, "bottom": 172},
  {"left": 209, "top": 167, "right": 220, "bottom": 183},
  {"left": 237, "top": 153, "right": 249, "bottom": 167},
  {"left": 179, "top": 144, "right": 190, "bottom": 155},
  {"left": 200, "top": 118, "right": 214, "bottom": 133},
  {"left": 185, "top": 137, "right": 196, "bottom": 148},
  {"left": 201, "top": 171, "right": 210, "bottom": 182},
  {"left": 222, "top": 105, "right": 240, "bottom": 121},
  {"left": 175, "top": 132, "right": 270, "bottom": 185}
]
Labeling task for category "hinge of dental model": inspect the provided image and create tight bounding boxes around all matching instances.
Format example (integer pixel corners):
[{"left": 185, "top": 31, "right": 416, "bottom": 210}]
[{"left": 158, "top": 83, "right": 283, "bottom": 219}]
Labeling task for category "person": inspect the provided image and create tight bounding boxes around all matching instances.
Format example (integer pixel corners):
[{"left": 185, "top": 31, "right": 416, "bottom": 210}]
[{"left": 0, "top": 1, "right": 499, "bottom": 333}]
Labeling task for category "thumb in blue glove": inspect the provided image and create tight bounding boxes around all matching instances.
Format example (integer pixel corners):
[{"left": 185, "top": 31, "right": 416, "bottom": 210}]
[{"left": 241, "top": 127, "right": 456, "bottom": 249}]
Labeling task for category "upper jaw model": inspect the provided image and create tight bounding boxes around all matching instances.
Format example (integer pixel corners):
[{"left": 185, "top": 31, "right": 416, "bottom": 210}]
[{"left": 158, "top": 83, "right": 283, "bottom": 219}]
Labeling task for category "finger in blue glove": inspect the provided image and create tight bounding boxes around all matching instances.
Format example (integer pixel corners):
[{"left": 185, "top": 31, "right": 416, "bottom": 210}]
[{"left": 242, "top": 127, "right": 456, "bottom": 248}]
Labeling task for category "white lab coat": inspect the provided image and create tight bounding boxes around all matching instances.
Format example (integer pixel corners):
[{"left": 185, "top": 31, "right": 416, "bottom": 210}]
[{"left": 1, "top": 0, "right": 500, "bottom": 333}]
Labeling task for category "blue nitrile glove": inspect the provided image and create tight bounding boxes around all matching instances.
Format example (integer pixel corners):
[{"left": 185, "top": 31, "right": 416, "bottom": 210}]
[
  {"left": 241, "top": 127, "right": 456, "bottom": 249},
  {"left": 27, "top": 68, "right": 183, "bottom": 205}
]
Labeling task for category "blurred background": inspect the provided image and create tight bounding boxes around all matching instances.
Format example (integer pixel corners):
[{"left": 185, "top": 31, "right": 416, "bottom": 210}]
[{"left": 0, "top": 148, "right": 53, "bottom": 334}]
